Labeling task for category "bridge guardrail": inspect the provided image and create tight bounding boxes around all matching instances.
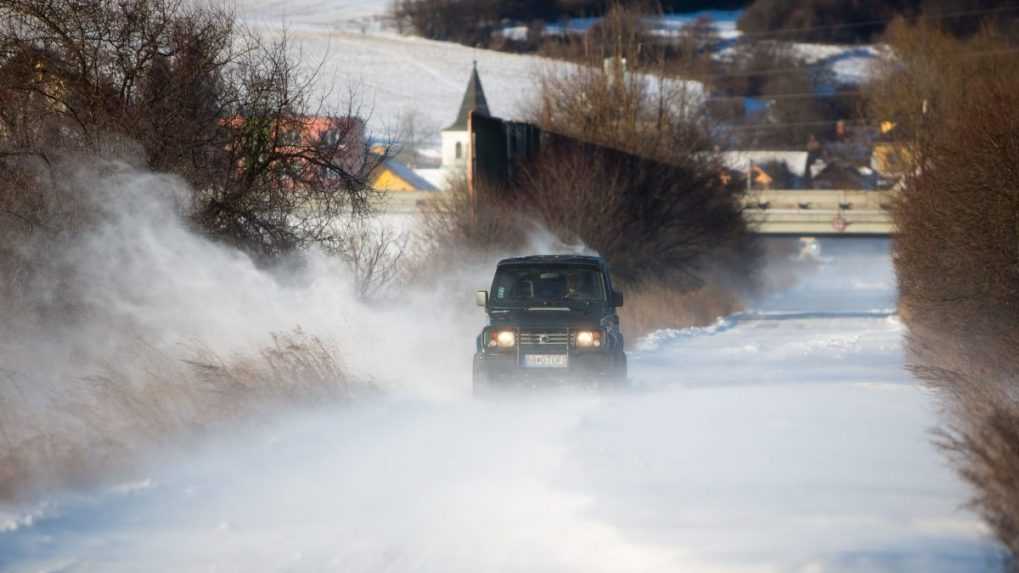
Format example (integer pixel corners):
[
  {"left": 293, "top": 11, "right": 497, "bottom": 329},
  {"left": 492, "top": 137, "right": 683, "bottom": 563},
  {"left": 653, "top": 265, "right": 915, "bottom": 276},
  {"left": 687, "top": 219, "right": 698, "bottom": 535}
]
[{"left": 744, "top": 189, "right": 897, "bottom": 235}]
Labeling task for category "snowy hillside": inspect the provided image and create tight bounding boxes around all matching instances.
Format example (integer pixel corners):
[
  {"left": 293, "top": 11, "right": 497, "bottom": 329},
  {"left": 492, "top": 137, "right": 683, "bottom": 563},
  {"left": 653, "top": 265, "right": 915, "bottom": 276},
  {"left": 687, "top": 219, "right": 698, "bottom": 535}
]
[
  {"left": 235, "top": 0, "right": 390, "bottom": 31},
  {"left": 240, "top": 28, "right": 703, "bottom": 148},
  {"left": 230, "top": 1, "right": 876, "bottom": 145},
  {"left": 276, "top": 29, "right": 563, "bottom": 140},
  {"left": 233, "top": 0, "right": 565, "bottom": 140}
]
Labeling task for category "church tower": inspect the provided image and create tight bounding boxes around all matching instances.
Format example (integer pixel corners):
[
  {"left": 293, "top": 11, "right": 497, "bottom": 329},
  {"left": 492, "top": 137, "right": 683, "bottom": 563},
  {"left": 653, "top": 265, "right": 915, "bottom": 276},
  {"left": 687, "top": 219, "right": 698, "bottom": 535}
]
[{"left": 441, "top": 62, "right": 490, "bottom": 174}]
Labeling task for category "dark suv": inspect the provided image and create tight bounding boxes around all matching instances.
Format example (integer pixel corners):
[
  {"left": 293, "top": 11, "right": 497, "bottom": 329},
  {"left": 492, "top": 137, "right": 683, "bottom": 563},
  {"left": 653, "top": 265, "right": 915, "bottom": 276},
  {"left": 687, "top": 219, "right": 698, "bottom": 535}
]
[{"left": 473, "top": 255, "right": 627, "bottom": 392}]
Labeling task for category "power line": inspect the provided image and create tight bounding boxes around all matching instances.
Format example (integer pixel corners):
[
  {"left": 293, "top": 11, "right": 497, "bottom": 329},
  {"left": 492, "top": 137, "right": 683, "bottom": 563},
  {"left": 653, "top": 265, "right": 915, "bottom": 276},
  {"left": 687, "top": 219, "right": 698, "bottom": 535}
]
[
  {"left": 703, "top": 43, "right": 1019, "bottom": 131},
  {"left": 705, "top": 90, "right": 864, "bottom": 103},
  {"left": 720, "top": 119, "right": 871, "bottom": 132}
]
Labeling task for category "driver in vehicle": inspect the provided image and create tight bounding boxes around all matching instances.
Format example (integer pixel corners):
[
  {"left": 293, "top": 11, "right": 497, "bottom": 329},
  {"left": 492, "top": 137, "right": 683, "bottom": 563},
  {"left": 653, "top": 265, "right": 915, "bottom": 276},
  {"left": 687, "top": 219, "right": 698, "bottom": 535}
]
[{"left": 565, "top": 272, "right": 595, "bottom": 299}]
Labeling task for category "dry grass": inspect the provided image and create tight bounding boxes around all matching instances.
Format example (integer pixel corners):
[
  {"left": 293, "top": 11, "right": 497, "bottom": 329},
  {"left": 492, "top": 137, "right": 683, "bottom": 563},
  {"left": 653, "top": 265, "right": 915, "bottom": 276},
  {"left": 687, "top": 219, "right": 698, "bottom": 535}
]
[
  {"left": 618, "top": 280, "right": 743, "bottom": 345},
  {"left": 0, "top": 329, "right": 354, "bottom": 502},
  {"left": 907, "top": 326, "right": 1019, "bottom": 561},
  {"left": 940, "top": 404, "right": 1019, "bottom": 561},
  {"left": 408, "top": 174, "right": 530, "bottom": 296},
  {"left": 415, "top": 175, "right": 527, "bottom": 256}
]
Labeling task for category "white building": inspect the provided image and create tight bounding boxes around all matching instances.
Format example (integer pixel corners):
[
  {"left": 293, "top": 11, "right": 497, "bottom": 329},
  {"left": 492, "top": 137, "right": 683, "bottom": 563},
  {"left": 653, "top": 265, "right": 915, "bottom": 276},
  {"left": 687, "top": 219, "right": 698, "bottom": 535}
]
[{"left": 440, "top": 62, "right": 490, "bottom": 175}]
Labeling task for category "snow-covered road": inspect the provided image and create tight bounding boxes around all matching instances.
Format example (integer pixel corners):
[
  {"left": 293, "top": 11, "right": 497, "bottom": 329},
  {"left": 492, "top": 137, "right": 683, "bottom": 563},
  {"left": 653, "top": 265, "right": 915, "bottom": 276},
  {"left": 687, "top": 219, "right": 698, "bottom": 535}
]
[{"left": 0, "top": 240, "right": 1001, "bottom": 572}]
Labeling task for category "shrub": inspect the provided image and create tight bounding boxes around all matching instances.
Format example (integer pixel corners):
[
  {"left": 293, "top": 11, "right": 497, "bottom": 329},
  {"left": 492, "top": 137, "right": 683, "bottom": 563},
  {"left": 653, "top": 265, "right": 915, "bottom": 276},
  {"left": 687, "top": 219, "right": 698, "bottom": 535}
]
[
  {"left": 872, "top": 23, "right": 1019, "bottom": 339},
  {"left": 618, "top": 279, "right": 742, "bottom": 344},
  {"left": 909, "top": 325, "right": 1019, "bottom": 559},
  {"left": 416, "top": 174, "right": 528, "bottom": 256},
  {"left": 871, "top": 21, "right": 1019, "bottom": 560},
  {"left": 514, "top": 137, "right": 754, "bottom": 287}
]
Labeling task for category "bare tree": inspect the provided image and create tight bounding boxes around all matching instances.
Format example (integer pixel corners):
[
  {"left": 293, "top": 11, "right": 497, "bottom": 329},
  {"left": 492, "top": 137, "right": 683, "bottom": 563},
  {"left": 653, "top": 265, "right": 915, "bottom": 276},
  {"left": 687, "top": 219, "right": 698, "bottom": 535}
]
[
  {"left": 0, "top": 0, "right": 388, "bottom": 262},
  {"left": 331, "top": 219, "right": 409, "bottom": 301},
  {"left": 395, "top": 108, "right": 438, "bottom": 167},
  {"left": 390, "top": 0, "right": 498, "bottom": 45},
  {"left": 531, "top": 28, "right": 714, "bottom": 164},
  {"left": 525, "top": 27, "right": 755, "bottom": 288},
  {"left": 196, "top": 30, "right": 387, "bottom": 257}
]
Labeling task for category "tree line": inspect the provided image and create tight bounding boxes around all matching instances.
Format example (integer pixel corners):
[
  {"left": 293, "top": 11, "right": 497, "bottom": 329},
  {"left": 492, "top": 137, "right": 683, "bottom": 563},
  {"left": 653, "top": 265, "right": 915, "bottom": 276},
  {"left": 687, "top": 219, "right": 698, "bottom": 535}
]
[
  {"left": 739, "top": 0, "right": 1019, "bottom": 42},
  {"left": 393, "top": 0, "right": 1018, "bottom": 47}
]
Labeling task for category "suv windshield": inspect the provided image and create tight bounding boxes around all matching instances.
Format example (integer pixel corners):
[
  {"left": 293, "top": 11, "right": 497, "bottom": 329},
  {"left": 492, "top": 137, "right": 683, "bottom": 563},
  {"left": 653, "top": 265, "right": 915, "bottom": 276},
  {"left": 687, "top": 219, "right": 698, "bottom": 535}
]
[{"left": 491, "top": 266, "right": 606, "bottom": 305}]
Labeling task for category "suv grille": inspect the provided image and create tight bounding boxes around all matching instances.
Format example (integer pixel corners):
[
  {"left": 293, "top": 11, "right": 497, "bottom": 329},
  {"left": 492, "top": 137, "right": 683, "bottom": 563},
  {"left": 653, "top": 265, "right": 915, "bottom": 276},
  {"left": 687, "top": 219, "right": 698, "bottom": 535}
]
[{"left": 519, "top": 329, "right": 570, "bottom": 345}]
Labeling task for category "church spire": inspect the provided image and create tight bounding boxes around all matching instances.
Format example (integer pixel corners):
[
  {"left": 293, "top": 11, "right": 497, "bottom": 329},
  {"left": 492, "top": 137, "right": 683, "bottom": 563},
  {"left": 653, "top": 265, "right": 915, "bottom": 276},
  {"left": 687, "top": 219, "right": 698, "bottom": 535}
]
[{"left": 444, "top": 61, "right": 490, "bottom": 131}]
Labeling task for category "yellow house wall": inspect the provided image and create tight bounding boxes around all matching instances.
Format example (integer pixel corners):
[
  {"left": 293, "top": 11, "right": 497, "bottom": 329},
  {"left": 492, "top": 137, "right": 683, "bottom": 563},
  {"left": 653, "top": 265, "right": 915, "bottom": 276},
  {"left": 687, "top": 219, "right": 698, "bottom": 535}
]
[
  {"left": 372, "top": 169, "right": 417, "bottom": 192},
  {"left": 872, "top": 143, "right": 912, "bottom": 177}
]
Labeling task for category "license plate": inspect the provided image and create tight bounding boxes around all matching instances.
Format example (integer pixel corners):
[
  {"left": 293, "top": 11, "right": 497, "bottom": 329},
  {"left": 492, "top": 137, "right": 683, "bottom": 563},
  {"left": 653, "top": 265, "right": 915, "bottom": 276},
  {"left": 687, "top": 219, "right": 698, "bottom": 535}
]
[{"left": 523, "top": 354, "right": 568, "bottom": 368}]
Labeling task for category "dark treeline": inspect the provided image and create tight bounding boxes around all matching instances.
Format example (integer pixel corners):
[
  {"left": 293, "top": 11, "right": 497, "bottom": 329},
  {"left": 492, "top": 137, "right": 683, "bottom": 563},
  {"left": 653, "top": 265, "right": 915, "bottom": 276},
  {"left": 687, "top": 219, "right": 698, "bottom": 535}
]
[
  {"left": 391, "top": 0, "right": 750, "bottom": 45},
  {"left": 739, "top": 0, "right": 1019, "bottom": 43},
  {"left": 394, "top": 0, "right": 1019, "bottom": 46},
  {"left": 396, "top": 0, "right": 750, "bottom": 25}
]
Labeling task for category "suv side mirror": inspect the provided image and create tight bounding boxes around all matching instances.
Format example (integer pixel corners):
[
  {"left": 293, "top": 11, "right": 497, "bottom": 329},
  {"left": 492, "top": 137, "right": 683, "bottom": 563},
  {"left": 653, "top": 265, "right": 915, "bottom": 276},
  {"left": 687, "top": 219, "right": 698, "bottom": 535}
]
[
  {"left": 612, "top": 290, "right": 624, "bottom": 307},
  {"left": 475, "top": 290, "right": 489, "bottom": 307}
]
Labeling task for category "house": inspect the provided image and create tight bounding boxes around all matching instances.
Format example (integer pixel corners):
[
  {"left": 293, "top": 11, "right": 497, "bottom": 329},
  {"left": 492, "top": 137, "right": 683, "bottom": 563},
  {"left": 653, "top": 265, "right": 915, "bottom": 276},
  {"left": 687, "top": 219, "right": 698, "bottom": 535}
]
[
  {"left": 224, "top": 114, "right": 368, "bottom": 176},
  {"left": 371, "top": 157, "right": 438, "bottom": 192},
  {"left": 230, "top": 114, "right": 365, "bottom": 148},
  {"left": 720, "top": 150, "right": 809, "bottom": 190},
  {"left": 808, "top": 159, "right": 877, "bottom": 190},
  {"left": 872, "top": 142, "right": 910, "bottom": 175},
  {"left": 805, "top": 130, "right": 880, "bottom": 190}
]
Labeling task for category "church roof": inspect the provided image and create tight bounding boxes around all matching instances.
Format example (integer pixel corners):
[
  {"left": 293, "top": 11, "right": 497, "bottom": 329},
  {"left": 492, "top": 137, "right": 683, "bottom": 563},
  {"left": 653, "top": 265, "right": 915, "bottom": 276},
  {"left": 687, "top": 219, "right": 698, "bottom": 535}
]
[{"left": 444, "top": 62, "right": 490, "bottom": 131}]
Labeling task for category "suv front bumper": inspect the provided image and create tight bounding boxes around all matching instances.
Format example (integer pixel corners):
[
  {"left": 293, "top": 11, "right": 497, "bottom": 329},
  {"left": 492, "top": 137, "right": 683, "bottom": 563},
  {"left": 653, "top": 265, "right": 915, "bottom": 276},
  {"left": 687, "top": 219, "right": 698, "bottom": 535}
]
[{"left": 474, "top": 349, "right": 618, "bottom": 384}]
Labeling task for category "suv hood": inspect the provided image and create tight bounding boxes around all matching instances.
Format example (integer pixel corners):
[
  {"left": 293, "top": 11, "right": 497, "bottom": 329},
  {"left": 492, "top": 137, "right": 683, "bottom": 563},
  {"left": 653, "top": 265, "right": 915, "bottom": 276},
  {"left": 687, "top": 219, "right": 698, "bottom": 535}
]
[{"left": 487, "top": 304, "right": 605, "bottom": 327}]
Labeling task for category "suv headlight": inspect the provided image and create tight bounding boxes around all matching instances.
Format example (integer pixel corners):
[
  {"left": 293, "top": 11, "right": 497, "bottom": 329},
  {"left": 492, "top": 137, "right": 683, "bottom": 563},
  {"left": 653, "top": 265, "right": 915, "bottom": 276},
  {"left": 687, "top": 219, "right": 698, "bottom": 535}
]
[
  {"left": 575, "top": 330, "right": 602, "bottom": 348},
  {"left": 488, "top": 330, "right": 515, "bottom": 348}
]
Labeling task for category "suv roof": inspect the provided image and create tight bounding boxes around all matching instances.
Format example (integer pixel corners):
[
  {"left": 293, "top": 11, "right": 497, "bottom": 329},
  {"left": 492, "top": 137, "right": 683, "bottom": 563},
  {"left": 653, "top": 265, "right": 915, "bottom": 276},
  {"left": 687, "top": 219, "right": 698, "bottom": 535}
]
[{"left": 497, "top": 254, "right": 604, "bottom": 267}]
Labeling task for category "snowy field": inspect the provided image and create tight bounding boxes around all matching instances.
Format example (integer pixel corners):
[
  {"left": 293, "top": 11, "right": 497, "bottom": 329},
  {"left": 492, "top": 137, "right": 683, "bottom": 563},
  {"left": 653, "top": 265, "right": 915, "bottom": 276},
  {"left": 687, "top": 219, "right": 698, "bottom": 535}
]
[
  {"left": 0, "top": 239, "right": 1002, "bottom": 572},
  {"left": 274, "top": 28, "right": 567, "bottom": 140},
  {"left": 234, "top": 0, "right": 390, "bottom": 31},
  {"left": 233, "top": 0, "right": 572, "bottom": 141},
  {"left": 252, "top": 28, "right": 702, "bottom": 147},
  {"left": 227, "top": 1, "right": 877, "bottom": 145}
]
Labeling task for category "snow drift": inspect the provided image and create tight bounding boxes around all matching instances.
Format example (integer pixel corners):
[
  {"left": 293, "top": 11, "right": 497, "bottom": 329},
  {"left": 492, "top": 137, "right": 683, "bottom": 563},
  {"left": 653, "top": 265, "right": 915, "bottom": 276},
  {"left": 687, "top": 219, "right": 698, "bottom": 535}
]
[{"left": 0, "top": 226, "right": 1002, "bottom": 571}]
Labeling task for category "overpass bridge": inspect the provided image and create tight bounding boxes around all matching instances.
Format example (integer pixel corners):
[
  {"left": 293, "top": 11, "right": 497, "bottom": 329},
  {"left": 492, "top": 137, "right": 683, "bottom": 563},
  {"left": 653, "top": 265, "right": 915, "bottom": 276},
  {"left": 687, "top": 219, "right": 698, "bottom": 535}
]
[
  {"left": 380, "top": 188, "right": 897, "bottom": 237},
  {"left": 744, "top": 189, "right": 895, "bottom": 236}
]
